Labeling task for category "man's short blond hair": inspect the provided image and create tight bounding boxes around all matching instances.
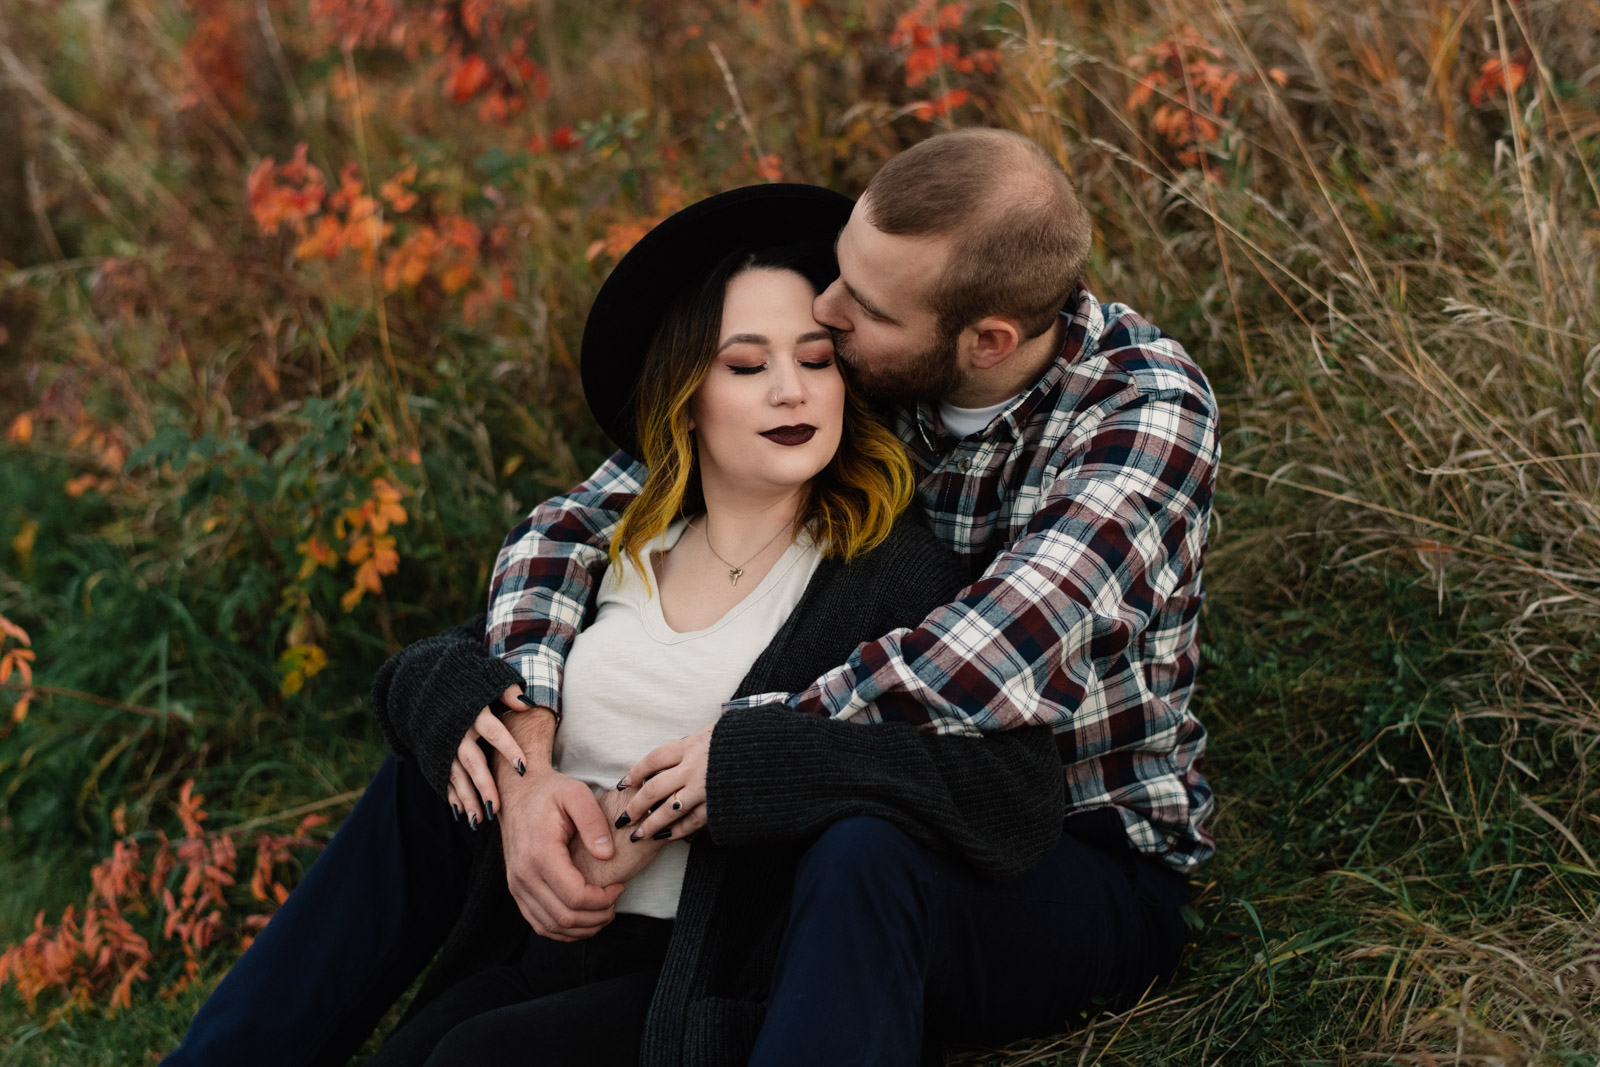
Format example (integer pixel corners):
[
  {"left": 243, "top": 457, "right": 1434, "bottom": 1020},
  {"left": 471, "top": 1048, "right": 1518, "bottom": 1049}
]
[{"left": 861, "top": 129, "right": 1091, "bottom": 340}]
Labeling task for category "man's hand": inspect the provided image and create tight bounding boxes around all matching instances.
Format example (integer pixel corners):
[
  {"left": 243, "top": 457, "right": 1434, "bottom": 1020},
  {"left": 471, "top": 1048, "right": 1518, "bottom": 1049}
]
[
  {"left": 569, "top": 788, "right": 668, "bottom": 888},
  {"left": 493, "top": 706, "right": 625, "bottom": 941}
]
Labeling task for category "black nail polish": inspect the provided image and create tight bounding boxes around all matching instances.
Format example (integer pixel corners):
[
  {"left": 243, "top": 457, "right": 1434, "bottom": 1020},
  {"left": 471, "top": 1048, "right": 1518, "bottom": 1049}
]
[
  {"left": 516, "top": 759, "right": 526, "bottom": 777},
  {"left": 651, "top": 829, "right": 672, "bottom": 841},
  {"left": 470, "top": 813, "right": 480, "bottom": 830},
  {"left": 629, "top": 831, "right": 643, "bottom": 843},
  {"left": 614, "top": 812, "right": 631, "bottom": 829},
  {"left": 615, "top": 777, "right": 629, "bottom": 791},
  {"left": 485, "top": 800, "right": 495, "bottom": 821},
  {"left": 451, "top": 804, "right": 461, "bottom": 821},
  {"left": 647, "top": 798, "right": 665, "bottom": 815}
]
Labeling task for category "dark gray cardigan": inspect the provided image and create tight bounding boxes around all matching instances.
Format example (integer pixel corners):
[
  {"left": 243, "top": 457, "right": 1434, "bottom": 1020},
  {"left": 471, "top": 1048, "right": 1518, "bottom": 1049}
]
[{"left": 372, "top": 519, "right": 1066, "bottom": 1066}]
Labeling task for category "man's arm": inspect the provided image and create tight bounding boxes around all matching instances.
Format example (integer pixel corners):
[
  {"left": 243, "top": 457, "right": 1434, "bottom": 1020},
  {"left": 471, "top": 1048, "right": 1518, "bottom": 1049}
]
[
  {"left": 485, "top": 451, "right": 646, "bottom": 714},
  {"left": 481, "top": 452, "right": 646, "bottom": 939},
  {"left": 734, "top": 385, "right": 1217, "bottom": 734}
]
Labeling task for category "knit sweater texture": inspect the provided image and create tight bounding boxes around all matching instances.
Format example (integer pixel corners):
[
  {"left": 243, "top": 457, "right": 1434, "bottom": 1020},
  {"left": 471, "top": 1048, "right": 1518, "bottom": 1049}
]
[{"left": 372, "top": 518, "right": 1067, "bottom": 1066}]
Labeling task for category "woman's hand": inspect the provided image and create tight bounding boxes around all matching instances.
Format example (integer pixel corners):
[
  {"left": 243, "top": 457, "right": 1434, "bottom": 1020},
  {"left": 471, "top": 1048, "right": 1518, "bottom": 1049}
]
[
  {"left": 445, "top": 685, "right": 532, "bottom": 828},
  {"left": 616, "top": 723, "right": 713, "bottom": 843}
]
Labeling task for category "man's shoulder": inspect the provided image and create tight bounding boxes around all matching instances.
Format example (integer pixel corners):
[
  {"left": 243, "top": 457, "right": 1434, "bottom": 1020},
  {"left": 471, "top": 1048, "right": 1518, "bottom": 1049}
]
[{"left": 1083, "top": 296, "right": 1213, "bottom": 409}]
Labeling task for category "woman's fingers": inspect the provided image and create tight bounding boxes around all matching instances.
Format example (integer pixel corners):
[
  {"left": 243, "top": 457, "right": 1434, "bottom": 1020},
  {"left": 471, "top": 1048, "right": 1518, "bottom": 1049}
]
[
  {"left": 622, "top": 724, "right": 714, "bottom": 835},
  {"left": 631, "top": 796, "right": 708, "bottom": 843},
  {"left": 446, "top": 782, "right": 463, "bottom": 823},
  {"left": 499, "top": 684, "right": 533, "bottom": 712},
  {"left": 473, "top": 709, "right": 528, "bottom": 777},
  {"left": 449, "top": 756, "right": 484, "bottom": 828},
  {"left": 621, "top": 763, "right": 683, "bottom": 826},
  {"left": 617, "top": 737, "right": 685, "bottom": 795},
  {"left": 456, "top": 732, "right": 501, "bottom": 823},
  {"left": 626, "top": 774, "right": 707, "bottom": 841}
]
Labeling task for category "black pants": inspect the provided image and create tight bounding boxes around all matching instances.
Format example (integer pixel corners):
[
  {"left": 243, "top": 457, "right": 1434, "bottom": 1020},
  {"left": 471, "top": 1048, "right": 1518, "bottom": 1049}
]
[{"left": 363, "top": 914, "right": 673, "bottom": 1066}]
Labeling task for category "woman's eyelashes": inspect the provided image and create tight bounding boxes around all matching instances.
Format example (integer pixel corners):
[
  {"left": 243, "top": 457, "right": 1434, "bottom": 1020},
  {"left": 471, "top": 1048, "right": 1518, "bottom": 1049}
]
[{"left": 722, "top": 356, "right": 835, "bottom": 375}]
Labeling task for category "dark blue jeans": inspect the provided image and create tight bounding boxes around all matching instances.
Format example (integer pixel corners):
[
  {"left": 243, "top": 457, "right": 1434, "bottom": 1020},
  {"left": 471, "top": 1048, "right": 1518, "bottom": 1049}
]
[{"left": 750, "top": 814, "right": 1192, "bottom": 1067}]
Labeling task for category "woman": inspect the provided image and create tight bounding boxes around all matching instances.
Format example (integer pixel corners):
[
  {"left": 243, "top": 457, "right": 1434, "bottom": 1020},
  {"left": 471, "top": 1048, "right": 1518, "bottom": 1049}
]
[{"left": 362, "top": 186, "right": 1065, "bottom": 1065}]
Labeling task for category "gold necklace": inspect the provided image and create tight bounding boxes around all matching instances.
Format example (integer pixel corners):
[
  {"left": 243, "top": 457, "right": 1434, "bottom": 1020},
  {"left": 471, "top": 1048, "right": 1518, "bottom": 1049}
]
[{"left": 700, "top": 516, "right": 792, "bottom": 586}]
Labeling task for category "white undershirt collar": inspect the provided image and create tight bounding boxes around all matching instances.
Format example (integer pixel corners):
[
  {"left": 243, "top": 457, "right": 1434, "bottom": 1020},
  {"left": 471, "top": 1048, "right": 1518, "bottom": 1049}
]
[{"left": 938, "top": 393, "right": 1025, "bottom": 439}]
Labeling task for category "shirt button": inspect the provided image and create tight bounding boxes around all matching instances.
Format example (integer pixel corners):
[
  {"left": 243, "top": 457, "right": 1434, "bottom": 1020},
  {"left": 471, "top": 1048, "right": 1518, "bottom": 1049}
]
[{"left": 956, "top": 458, "right": 971, "bottom": 473}]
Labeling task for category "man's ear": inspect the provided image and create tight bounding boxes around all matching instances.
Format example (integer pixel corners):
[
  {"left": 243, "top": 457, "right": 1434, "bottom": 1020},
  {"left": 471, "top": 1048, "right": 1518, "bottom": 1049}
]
[{"left": 964, "top": 316, "right": 1023, "bottom": 371}]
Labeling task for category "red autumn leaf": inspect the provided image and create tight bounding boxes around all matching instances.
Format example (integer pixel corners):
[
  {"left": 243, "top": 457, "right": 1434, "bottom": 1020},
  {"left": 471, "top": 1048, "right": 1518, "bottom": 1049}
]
[
  {"left": 1469, "top": 56, "right": 1528, "bottom": 107},
  {"left": 447, "top": 54, "right": 493, "bottom": 104}
]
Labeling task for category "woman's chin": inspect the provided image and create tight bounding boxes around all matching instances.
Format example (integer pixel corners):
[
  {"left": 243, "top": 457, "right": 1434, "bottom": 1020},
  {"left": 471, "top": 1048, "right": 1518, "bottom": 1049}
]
[{"left": 701, "top": 461, "right": 830, "bottom": 505}]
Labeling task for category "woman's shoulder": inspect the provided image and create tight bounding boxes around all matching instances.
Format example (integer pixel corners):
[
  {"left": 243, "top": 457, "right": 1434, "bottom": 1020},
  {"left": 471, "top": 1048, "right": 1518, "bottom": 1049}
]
[
  {"left": 855, "top": 514, "right": 961, "bottom": 575},
  {"left": 823, "top": 514, "right": 967, "bottom": 613}
]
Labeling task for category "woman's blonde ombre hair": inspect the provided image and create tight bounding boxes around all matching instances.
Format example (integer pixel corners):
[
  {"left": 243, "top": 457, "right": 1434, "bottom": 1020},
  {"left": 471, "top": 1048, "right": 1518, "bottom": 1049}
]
[{"left": 609, "top": 245, "right": 915, "bottom": 582}]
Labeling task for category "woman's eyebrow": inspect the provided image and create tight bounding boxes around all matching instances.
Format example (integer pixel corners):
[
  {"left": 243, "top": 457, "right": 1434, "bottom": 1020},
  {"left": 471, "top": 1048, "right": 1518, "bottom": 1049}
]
[
  {"left": 797, "top": 330, "right": 832, "bottom": 343},
  {"left": 717, "top": 333, "right": 769, "bottom": 352}
]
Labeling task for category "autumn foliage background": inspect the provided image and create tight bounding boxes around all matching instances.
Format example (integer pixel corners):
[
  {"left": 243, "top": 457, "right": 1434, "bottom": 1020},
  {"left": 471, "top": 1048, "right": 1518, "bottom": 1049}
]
[{"left": 1, "top": 0, "right": 1597, "bottom": 1062}]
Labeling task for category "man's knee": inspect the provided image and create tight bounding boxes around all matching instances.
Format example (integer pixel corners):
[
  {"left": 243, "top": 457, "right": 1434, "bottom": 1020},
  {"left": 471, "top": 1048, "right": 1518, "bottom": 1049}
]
[{"left": 793, "top": 816, "right": 923, "bottom": 905}]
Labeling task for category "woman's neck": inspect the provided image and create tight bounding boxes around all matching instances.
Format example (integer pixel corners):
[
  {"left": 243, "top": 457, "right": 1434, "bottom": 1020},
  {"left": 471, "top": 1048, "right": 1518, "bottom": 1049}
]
[{"left": 696, "top": 480, "right": 805, "bottom": 557}]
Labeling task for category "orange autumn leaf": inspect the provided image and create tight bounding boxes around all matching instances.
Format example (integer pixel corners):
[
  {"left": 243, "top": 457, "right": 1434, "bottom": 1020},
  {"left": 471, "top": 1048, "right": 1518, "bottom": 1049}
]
[
  {"left": 380, "top": 163, "right": 419, "bottom": 213},
  {"left": 246, "top": 144, "right": 325, "bottom": 236},
  {"left": 64, "top": 473, "right": 100, "bottom": 497},
  {"left": 0, "top": 614, "right": 29, "bottom": 646},
  {"left": 294, "top": 215, "right": 346, "bottom": 261},
  {"left": 1470, "top": 55, "right": 1528, "bottom": 107},
  {"left": 368, "top": 480, "right": 408, "bottom": 533},
  {"left": 175, "top": 780, "right": 208, "bottom": 839},
  {"left": 0, "top": 648, "right": 35, "bottom": 686},
  {"left": 5, "top": 412, "right": 33, "bottom": 443}
]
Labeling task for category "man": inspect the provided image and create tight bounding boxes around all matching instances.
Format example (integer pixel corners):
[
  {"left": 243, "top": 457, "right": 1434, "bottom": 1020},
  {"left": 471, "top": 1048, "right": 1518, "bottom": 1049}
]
[{"left": 167, "top": 128, "right": 1215, "bottom": 1065}]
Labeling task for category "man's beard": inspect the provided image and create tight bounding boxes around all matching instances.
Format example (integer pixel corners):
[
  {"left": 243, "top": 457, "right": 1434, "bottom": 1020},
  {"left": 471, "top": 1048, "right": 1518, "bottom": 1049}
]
[{"left": 829, "top": 325, "right": 964, "bottom": 405}]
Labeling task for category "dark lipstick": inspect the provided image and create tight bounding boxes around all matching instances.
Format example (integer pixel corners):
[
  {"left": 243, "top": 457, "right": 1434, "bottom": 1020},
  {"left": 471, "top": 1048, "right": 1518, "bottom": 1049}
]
[{"left": 760, "top": 424, "right": 817, "bottom": 446}]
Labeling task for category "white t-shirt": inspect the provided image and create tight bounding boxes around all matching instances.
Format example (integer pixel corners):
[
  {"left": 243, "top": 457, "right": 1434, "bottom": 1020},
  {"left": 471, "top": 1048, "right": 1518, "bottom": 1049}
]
[
  {"left": 939, "top": 393, "right": 1024, "bottom": 438},
  {"left": 554, "top": 519, "right": 823, "bottom": 918}
]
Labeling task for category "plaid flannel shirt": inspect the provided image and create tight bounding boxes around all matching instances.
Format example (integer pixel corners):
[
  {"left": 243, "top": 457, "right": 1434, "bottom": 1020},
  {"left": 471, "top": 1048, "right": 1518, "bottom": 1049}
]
[{"left": 487, "top": 284, "right": 1218, "bottom": 871}]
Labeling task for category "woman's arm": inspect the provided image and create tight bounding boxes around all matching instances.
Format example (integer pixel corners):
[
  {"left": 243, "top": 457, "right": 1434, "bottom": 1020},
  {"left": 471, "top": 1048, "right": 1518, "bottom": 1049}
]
[
  {"left": 370, "top": 614, "right": 527, "bottom": 799},
  {"left": 705, "top": 710, "right": 1063, "bottom": 880}
]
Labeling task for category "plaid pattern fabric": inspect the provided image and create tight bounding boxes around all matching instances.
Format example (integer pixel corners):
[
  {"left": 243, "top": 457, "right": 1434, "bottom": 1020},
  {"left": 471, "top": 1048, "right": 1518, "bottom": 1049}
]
[{"left": 487, "top": 285, "right": 1218, "bottom": 871}]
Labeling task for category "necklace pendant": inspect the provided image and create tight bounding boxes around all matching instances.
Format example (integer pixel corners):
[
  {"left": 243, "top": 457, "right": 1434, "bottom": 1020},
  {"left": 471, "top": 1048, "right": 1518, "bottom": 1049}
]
[{"left": 728, "top": 568, "right": 744, "bottom": 586}]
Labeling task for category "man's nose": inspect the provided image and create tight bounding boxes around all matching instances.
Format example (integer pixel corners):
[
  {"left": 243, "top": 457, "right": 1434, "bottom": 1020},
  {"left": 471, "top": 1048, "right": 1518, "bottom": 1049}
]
[{"left": 813, "top": 279, "right": 849, "bottom": 330}]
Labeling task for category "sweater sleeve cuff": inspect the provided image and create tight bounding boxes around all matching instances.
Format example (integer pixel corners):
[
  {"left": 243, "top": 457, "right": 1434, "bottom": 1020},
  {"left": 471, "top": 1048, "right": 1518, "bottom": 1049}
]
[
  {"left": 412, "top": 655, "right": 528, "bottom": 797},
  {"left": 704, "top": 705, "right": 841, "bottom": 846}
]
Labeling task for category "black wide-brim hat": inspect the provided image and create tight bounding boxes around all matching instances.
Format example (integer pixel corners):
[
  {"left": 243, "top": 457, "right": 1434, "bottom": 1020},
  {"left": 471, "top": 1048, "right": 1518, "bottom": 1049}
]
[{"left": 580, "top": 183, "right": 855, "bottom": 456}]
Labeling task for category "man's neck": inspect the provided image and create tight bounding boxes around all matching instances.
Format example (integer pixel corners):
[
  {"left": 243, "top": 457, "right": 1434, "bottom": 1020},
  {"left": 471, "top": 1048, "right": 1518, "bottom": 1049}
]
[{"left": 944, "top": 318, "right": 1064, "bottom": 408}]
